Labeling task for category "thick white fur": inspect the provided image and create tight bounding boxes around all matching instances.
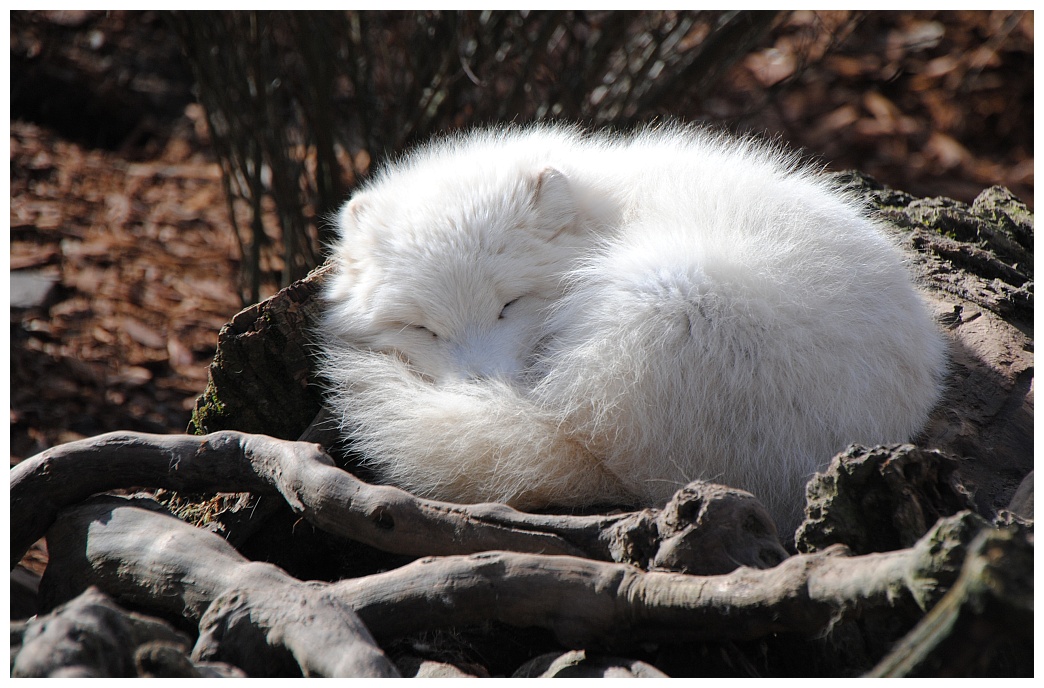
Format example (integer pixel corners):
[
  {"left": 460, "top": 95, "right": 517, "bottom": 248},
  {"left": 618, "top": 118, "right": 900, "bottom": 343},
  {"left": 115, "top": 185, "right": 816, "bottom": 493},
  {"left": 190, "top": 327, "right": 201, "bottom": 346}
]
[{"left": 319, "top": 124, "right": 948, "bottom": 534}]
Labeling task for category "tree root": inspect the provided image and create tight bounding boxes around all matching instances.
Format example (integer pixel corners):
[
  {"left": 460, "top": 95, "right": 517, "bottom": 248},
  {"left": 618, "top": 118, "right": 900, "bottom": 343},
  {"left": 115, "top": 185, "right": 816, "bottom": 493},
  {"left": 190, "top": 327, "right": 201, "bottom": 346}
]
[
  {"left": 41, "top": 494, "right": 1007, "bottom": 657},
  {"left": 11, "top": 430, "right": 787, "bottom": 575},
  {"left": 39, "top": 496, "right": 398, "bottom": 677},
  {"left": 11, "top": 587, "right": 246, "bottom": 678},
  {"left": 13, "top": 431, "right": 1031, "bottom": 677},
  {"left": 867, "top": 524, "right": 1034, "bottom": 677}
]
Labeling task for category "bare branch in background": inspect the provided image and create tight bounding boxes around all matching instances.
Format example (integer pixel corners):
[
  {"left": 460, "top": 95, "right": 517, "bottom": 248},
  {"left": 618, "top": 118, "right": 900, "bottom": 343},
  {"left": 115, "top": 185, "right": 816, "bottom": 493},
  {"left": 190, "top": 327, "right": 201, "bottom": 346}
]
[{"left": 168, "top": 10, "right": 781, "bottom": 305}]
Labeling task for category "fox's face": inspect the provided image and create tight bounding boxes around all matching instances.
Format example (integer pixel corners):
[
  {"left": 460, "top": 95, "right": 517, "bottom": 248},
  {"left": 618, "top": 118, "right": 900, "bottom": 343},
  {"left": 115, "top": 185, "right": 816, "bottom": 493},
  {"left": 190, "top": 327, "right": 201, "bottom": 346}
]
[
  {"left": 325, "top": 167, "right": 584, "bottom": 384},
  {"left": 347, "top": 245, "right": 558, "bottom": 383}
]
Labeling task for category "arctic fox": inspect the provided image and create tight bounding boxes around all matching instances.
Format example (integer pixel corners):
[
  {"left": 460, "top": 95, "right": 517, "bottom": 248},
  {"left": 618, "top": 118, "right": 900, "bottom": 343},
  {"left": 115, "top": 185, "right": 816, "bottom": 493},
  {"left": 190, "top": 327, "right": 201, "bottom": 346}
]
[{"left": 318, "top": 124, "right": 948, "bottom": 535}]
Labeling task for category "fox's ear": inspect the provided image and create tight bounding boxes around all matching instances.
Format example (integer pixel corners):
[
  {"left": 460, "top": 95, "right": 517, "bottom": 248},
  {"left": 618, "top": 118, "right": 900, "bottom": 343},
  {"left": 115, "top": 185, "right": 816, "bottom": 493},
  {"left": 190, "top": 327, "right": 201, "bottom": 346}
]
[
  {"left": 333, "top": 192, "right": 380, "bottom": 255},
  {"left": 336, "top": 192, "right": 369, "bottom": 237},
  {"left": 532, "top": 167, "right": 577, "bottom": 237},
  {"left": 328, "top": 193, "right": 378, "bottom": 295}
]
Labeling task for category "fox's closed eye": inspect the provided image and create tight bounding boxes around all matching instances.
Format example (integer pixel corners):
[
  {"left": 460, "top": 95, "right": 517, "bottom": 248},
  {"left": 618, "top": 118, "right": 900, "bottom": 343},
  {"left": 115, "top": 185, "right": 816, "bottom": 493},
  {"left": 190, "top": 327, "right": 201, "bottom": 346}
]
[
  {"left": 498, "top": 298, "right": 520, "bottom": 320},
  {"left": 412, "top": 324, "right": 437, "bottom": 338}
]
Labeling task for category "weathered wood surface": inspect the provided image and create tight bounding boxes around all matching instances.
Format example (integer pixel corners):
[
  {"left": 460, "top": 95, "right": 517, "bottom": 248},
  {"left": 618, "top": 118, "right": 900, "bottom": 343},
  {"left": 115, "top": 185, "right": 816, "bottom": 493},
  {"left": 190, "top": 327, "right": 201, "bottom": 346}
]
[
  {"left": 187, "top": 262, "right": 332, "bottom": 440},
  {"left": 14, "top": 440, "right": 1030, "bottom": 677},
  {"left": 10, "top": 430, "right": 786, "bottom": 575},
  {"left": 849, "top": 176, "right": 1034, "bottom": 518},
  {"left": 38, "top": 497, "right": 397, "bottom": 678},
  {"left": 796, "top": 444, "right": 977, "bottom": 555},
  {"left": 867, "top": 523, "right": 1033, "bottom": 677},
  {"left": 11, "top": 587, "right": 245, "bottom": 678},
  {"left": 35, "top": 494, "right": 1026, "bottom": 675}
]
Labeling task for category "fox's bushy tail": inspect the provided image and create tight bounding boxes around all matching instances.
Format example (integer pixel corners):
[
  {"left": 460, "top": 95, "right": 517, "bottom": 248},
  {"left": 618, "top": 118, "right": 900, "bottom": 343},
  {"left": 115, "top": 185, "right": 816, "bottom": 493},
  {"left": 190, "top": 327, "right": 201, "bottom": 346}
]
[{"left": 319, "top": 342, "right": 636, "bottom": 509}]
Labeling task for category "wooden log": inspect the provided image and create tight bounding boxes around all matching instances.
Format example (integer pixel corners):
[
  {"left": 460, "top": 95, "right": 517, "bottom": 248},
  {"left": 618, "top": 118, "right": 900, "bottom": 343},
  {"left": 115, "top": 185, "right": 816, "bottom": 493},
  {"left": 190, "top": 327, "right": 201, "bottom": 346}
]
[
  {"left": 188, "top": 263, "right": 331, "bottom": 440},
  {"left": 194, "top": 583, "right": 400, "bottom": 677},
  {"left": 845, "top": 177, "right": 1033, "bottom": 516}
]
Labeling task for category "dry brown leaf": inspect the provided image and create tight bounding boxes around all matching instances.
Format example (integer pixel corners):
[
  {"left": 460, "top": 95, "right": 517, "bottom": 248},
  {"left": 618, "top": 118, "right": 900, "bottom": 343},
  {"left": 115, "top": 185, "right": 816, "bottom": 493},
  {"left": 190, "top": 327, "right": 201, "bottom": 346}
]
[{"left": 121, "top": 316, "right": 167, "bottom": 350}]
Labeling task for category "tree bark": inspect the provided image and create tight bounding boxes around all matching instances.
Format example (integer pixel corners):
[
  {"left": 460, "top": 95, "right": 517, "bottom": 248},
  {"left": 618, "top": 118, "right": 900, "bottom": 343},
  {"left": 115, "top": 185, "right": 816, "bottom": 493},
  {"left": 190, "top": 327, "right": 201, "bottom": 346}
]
[
  {"left": 844, "top": 177, "right": 1033, "bottom": 516},
  {"left": 796, "top": 444, "right": 977, "bottom": 554}
]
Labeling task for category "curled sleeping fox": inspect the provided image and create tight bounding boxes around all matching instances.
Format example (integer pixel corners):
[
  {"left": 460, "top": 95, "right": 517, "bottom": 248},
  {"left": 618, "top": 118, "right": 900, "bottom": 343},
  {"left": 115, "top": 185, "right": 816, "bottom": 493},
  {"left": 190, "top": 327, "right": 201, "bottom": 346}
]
[{"left": 317, "top": 123, "right": 948, "bottom": 536}]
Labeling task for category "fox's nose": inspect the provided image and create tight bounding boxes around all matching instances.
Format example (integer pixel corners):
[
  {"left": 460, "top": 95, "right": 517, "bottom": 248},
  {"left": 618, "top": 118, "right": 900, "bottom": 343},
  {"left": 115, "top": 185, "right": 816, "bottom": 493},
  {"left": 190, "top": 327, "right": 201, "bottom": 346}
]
[
  {"left": 449, "top": 341, "right": 523, "bottom": 382},
  {"left": 462, "top": 358, "right": 521, "bottom": 382}
]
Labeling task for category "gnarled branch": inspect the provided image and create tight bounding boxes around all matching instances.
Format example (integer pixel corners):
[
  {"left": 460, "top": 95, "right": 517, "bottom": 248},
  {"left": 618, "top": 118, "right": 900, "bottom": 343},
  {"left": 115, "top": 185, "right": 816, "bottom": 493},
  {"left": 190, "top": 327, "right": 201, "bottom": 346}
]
[
  {"left": 41, "top": 495, "right": 1003, "bottom": 654},
  {"left": 11, "top": 430, "right": 786, "bottom": 575}
]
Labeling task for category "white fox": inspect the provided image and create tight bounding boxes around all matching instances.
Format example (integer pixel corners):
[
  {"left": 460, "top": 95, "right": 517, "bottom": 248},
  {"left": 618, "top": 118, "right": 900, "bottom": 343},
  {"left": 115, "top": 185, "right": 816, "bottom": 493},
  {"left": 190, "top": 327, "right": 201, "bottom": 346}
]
[{"left": 318, "top": 124, "right": 948, "bottom": 536}]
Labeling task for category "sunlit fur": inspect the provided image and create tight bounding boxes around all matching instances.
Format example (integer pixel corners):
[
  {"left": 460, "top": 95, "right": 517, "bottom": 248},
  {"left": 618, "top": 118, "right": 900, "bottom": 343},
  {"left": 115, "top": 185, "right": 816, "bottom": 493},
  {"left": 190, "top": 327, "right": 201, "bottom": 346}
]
[{"left": 318, "top": 123, "right": 948, "bottom": 535}]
